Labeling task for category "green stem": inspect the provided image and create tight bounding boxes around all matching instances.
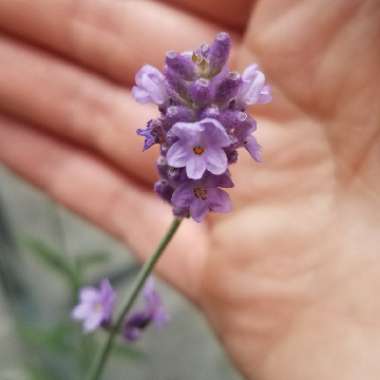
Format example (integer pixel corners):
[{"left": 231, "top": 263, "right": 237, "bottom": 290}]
[{"left": 86, "top": 218, "right": 183, "bottom": 380}]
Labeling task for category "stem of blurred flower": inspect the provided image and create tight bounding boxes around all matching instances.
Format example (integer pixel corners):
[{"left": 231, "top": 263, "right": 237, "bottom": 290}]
[{"left": 86, "top": 217, "right": 183, "bottom": 380}]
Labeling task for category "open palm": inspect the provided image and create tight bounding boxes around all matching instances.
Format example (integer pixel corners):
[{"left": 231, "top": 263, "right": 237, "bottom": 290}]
[{"left": 0, "top": 1, "right": 380, "bottom": 379}]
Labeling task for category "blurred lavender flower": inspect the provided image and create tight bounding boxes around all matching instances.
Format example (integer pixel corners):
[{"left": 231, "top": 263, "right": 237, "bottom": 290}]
[
  {"left": 133, "top": 32, "right": 272, "bottom": 222},
  {"left": 123, "top": 278, "right": 168, "bottom": 342},
  {"left": 72, "top": 279, "right": 116, "bottom": 333}
]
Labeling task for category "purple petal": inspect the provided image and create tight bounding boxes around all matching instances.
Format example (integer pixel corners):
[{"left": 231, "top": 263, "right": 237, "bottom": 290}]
[
  {"left": 153, "top": 307, "right": 169, "bottom": 329},
  {"left": 204, "top": 147, "right": 228, "bottom": 175},
  {"left": 83, "top": 312, "right": 104, "bottom": 333},
  {"left": 186, "top": 156, "right": 207, "bottom": 180},
  {"left": 208, "top": 32, "right": 231, "bottom": 74},
  {"left": 137, "top": 127, "right": 156, "bottom": 151},
  {"left": 154, "top": 179, "right": 174, "bottom": 202},
  {"left": 171, "top": 184, "right": 194, "bottom": 208},
  {"left": 79, "top": 287, "right": 99, "bottom": 303},
  {"left": 207, "top": 188, "right": 232, "bottom": 213},
  {"left": 71, "top": 304, "right": 92, "bottom": 320},
  {"left": 140, "top": 74, "right": 166, "bottom": 105},
  {"left": 257, "top": 85, "right": 272, "bottom": 104},
  {"left": 167, "top": 142, "right": 191, "bottom": 168},
  {"left": 143, "top": 278, "right": 155, "bottom": 298},
  {"left": 215, "top": 172, "right": 234, "bottom": 188},
  {"left": 143, "top": 278, "right": 161, "bottom": 309},
  {"left": 165, "top": 51, "right": 195, "bottom": 80},
  {"left": 190, "top": 78, "right": 211, "bottom": 104},
  {"left": 126, "top": 311, "right": 151, "bottom": 330},
  {"left": 241, "top": 64, "right": 259, "bottom": 81},
  {"left": 100, "top": 279, "right": 114, "bottom": 299},
  {"left": 134, "top": 65, "right": 167, "bottom": 105},
  {"left": 165, "top": 106, "right": 194, "bottom": 126},
  {"left": 214, "top": 71, "right": 242, "bottom": 103},
  {"left": 124, "top": 326, "right": 142, "bottom": 342},
  {"left": 244, "top": 135, "right": 262, "bottom": 162},
  {"left": 132, "top": 86, "right": 151, "bottom": 104},
  {"left": 170, "top": 121, "right": 203, "bottom": 140},
  {"left": 233, "top": 118, "right": 257, "bottom": 143},
  {"left": 201, "top": 118, "right": 231, "bottom": 147},
  {"left": 100, "top": 279, "right": 116, "bottom": 319},
  {"left": 239, "top": 65, "right": 269, "bottom": 106},
  {"left": 190, "top": 198, "right": 209, "bottom": 222},
  {"left": 135, "top": 64, "right": 164, "bottom": 86}
]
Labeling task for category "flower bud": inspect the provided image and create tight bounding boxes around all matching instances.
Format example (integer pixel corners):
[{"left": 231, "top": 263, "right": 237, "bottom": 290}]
[
  {"left": 218, "top": 110, "right": 248, "bottom": 131},
  {"left": 156, "top": 156, "right": 168, "bottom": 178},
  {"left": 165, "top": 67, "right": 189, "bottom": 101},
  {"left": 165, "top": 51, "right": 195, "bottom": 80},
  {"left": 208, "top": 32, "right": 231, "bottom": 75},
  {"left": 154, "top": 180, "right": 173, "bottom": 202},
  {"left": 214, "top": 72, "right": 242, "bottom": 104},
  {"left": 226, "top": 148, "right": 238, "bottom": 164},
  {"left": 173, "top": 206, "right": 190, "bottom": 218},
  {"left": 165, "top": 106, "right": 194, "bottom": 127},
  {"left": 190, "top": 78, "right": 211, "bottom": 105}
]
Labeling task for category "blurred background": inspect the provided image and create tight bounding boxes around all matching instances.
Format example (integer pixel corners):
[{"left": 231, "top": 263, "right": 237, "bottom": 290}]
[{"left": 0, "top": 166, "right": 241, "bottom": 380}]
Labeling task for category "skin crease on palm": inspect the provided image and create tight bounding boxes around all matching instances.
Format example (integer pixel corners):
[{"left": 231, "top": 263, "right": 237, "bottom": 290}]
[{"left": 0, "top": 0, "right": 380, "bottom": 378}]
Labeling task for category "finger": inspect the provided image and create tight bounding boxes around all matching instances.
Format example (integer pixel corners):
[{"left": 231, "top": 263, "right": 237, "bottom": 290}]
[
  {"left": 0, "top": 0, "right": 222, "bottom": 85},
  {"left": 0, "top": 116, "right": 207, "bottom": 301},
  {"left": 0, "top": 33, "right": 157, "bottom": 184},
  {"left": 162, "top": 0, "right": 254, "bottom": 30}
]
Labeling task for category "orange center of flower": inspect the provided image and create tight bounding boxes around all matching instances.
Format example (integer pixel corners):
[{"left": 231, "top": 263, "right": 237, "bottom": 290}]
[
  {"left": 193, "top": 146, "right": 205, "bottom": 155},
  {"left": 193, "top": 187, "right": 208, "bottom": 200}
]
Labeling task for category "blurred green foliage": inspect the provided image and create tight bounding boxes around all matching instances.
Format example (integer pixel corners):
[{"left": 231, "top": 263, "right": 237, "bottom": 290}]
[{"left": 0, "top": 203, "right": 143, "bottom": 380}]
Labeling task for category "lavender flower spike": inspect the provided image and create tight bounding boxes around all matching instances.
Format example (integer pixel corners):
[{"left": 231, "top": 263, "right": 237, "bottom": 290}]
[
  {"left": 123, "top": 278, "right": 168, "bottom": 342},
  {"left": 134, "top": 32, "right": 272, "bottom": 222},
  {"left": 132, "top": 65, "right": 168, "bottom": 105},
  {"left": 167, "top": 118, "right": 232, "bottom": 180},
  {"left": 72, "top": 279, "right": 116, "bottom": 333}
]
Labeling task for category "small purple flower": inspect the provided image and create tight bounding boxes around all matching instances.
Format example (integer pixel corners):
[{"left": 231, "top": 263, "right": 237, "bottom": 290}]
[
  {"left": 71, "top": 279, "right": 116, "bottom": 333},
  {"left": 123, "top": 278, "right": 168, "bottom": 342},
  {"left": 237, "top": 64, "right": 272, "bottom": 106},
  {"left": 229, "top": 116, "right": 261, "bottom": 162},
  {"left": 132, "top": 65, "right": 168, "bottom": 105},
  {"left": 171, "top": 173, "right": 233, "bottom": 222},
  {"left": 137, "top": 119, "right": 164, "bottom": 151},
  {"left": 166, "top": 118, "right": 232, "bottom": 180}
]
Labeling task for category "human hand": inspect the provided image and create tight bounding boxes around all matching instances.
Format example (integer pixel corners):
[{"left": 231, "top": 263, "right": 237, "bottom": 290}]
[{"left": 0, "top": 1, "right": 380, "bottom": 379}]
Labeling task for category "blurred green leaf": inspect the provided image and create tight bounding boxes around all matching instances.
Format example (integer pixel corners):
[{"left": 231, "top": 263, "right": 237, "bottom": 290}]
[
  {"left": 19, "top": 323, "right": 75, "bottom": 353},
  {"left": 20, "top": 238, "right": 79, "bottom": 287},
  {"left": 28, "top": 368, "right": 54, "bottom": 380},
  {"left": 91, "top": 263, "right": 141, "bottom": 288},
  {"left": 75, "top": 251, "right": 110, "bottom": 272},
  {"left": 112, "top": 343, "right": 146, "bottom": 361}
]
